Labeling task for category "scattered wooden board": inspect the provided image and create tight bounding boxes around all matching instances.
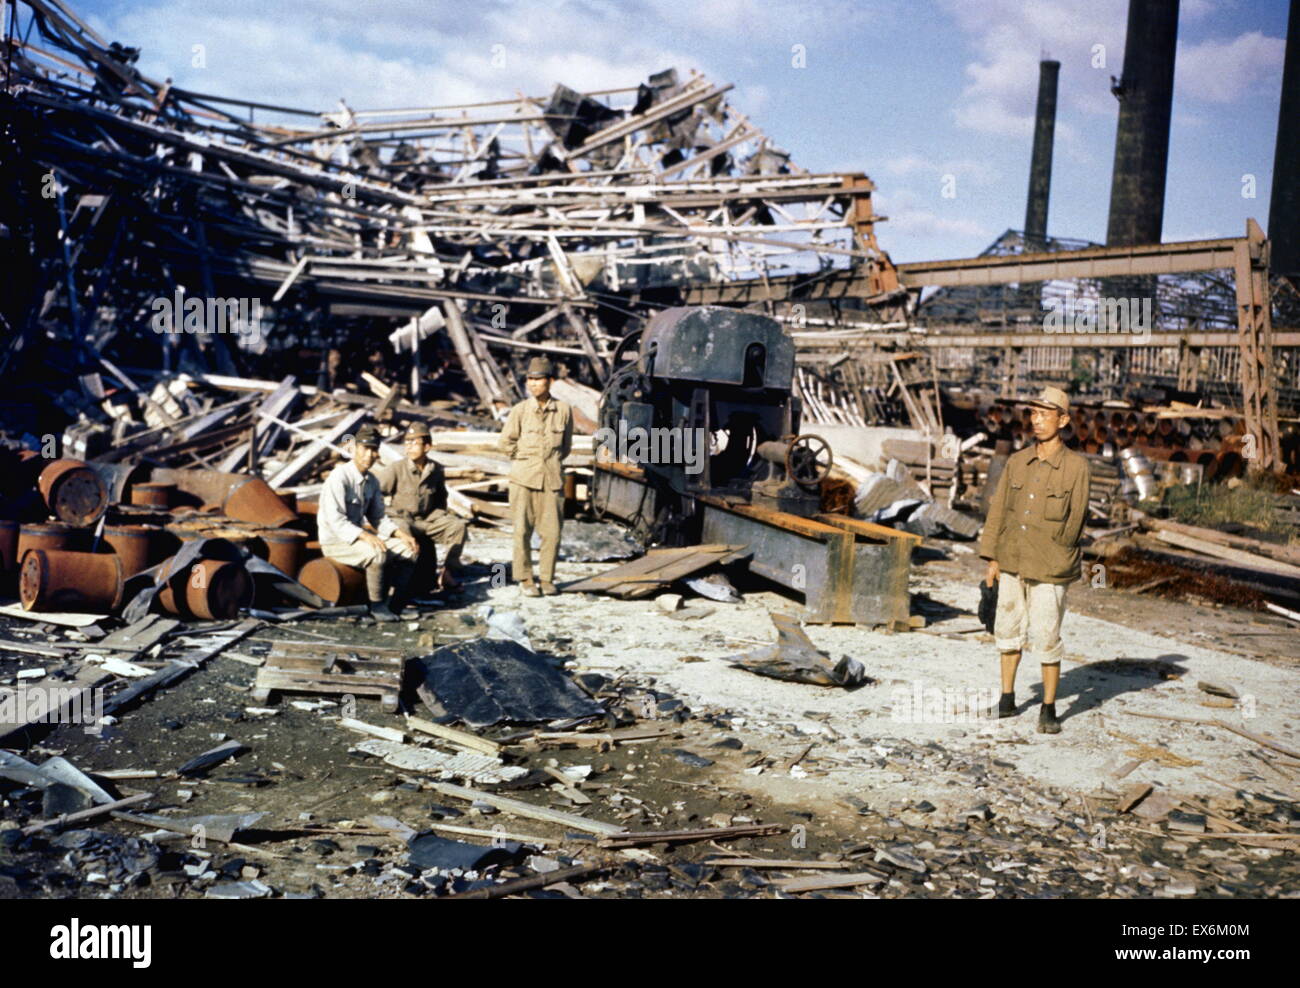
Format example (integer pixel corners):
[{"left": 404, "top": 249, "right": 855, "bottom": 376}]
[{"left": 562, "top": 544, "right": 751, "bottom": 599}]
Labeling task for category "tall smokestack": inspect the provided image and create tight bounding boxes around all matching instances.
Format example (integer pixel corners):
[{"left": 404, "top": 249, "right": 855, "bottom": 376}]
[
  {"left": 1270, "top": 0, "right": 1300, "bottom": 276},
  {"left": 1024, "top": 59, "right": 1060, "bottom": 252},
  {"left": 1105, "top": 0, "right": 1180, "bottom": 246}
]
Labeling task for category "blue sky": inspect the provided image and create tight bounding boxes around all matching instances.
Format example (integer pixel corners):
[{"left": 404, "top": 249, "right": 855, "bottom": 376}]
[{"left": 64, "top": 0, "right": 1291, "bottom": 263}]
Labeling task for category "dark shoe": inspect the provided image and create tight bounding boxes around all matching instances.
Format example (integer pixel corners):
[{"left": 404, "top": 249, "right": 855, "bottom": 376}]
[
  {"left": 520, "top": 582, "right": 541, "bottom": 598},
  {"left": 438, "top": 567, "right": 461, "bottom": 591},
  {"left": 540, "top": 582, "right": 558, "bottom": 596},
  {"left": 1037, "top": 703, "right": 1061, "bottom": 734},
  {"left": 986, "top": 692, "right": 1017, "bottom": 719},
  {"left": 369, "top": 601, "right": 400, "bottom": 623}
]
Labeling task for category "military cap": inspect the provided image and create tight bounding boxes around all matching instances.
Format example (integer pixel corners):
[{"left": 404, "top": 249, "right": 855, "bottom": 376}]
[
  {"left": 354, "top": 424, "right": 382, "bottom": 448},
  {"left": 404, "top": 421, "right": 432, "bottom": 439},
  {"left": 526, "top": 356, "right": 555, "bottom": 378}
]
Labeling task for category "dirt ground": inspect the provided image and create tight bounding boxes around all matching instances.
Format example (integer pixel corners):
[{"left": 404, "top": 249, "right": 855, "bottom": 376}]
[{"left": 2, "top": 523, "right": 1297, "bottom": 899}]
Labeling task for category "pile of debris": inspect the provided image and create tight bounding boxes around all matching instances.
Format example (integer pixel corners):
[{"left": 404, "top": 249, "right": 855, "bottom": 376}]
[{"left": 2, "top": 0, "right": 903, "bottom": 439}]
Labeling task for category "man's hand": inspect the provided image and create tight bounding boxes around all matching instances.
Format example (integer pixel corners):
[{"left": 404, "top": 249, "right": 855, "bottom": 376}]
[
  {"left": 359, "top": 531, "right": 386, "bottom": 551},
  {"left": 985, "top": 559, "right": 999, "bottom": 587},
  {"left": 398, "top": 531, "right": 419, "bottom": 557}
]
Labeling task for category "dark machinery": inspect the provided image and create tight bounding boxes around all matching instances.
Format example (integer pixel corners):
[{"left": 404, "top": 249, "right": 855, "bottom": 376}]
[
  {"left": 591, "top": 306, "right": 915, "bottom": 626},
  {"left": 593, "top": 306, "right": 834, "bottom": 542}
]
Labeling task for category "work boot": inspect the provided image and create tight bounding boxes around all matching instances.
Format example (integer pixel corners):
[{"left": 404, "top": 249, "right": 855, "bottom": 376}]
[
  {"left": 520, "top": 581, "right": 541, "bottom": 598},
  {"left": 369, "top": 600, "right": 400, "bottom": 623},
  {"left": 1037, "top": 702, "right": 1062, "bottom": 734},
  {"left": 540, "top": 582, "right": 558, "bottom": 596},
  {"left": 985, "top": 692, "right": 1017, "bottom": 720}
]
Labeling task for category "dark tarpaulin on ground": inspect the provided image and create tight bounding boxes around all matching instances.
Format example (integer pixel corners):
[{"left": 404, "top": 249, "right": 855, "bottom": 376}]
[
  {"left": 407, "top": 832, "right": 524, "bottom": 872},
  {"left": 412, "top": 639, "right": 605, "bottom": 728}
]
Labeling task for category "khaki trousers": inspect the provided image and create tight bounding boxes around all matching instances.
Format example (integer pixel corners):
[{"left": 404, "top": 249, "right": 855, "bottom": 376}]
[
  {"left": 390, "top": 510, "right": 469, "bottom": 595},
  {"left": 509, "top": 483, "right": 563, "bottom": 584},
  {"left": 994, "top": 571, "right": 1069, "bottom": 663},
  {"left": 321, "top": 533, "right": 415, "bottom": 603}
]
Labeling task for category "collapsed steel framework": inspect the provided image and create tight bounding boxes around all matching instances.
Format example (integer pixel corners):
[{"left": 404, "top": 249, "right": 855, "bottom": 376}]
[{"left": 0, "top": 0, "right": 903, "bottom": 424}]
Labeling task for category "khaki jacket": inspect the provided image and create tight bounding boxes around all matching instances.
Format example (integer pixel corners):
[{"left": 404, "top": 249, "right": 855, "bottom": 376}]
[
  {"left": 978, "top": 442, "right": 1091, "bottom": 584},
  {"left": 498, "top": 396, "right": 573, "bottom": 491},
  {"left": 374, "top": 456, "right": 447, "bottom": 518}
]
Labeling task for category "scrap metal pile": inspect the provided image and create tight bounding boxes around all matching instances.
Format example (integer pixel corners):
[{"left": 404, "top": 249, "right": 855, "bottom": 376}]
[{"left": 1, "top": 0, "right": 903, "bottom": 445}]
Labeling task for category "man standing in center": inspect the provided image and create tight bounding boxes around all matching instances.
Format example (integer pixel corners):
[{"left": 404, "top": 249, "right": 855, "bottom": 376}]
[
  {"left": 498, "top": 357, "right": 572, "bottom": 597},
  {"left": 978, "top": 386, "right": 1090, "bottom": 734}
]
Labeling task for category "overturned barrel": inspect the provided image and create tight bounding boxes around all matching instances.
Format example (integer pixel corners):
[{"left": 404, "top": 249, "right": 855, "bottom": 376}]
[
  {"left": 17, "top": 521, "right": 84, "bottom": 559},
  {"left": 102, "top": 524, "right": 162, "bottom": 578},
  {"left": 20, "top": 548, "right": 123, "bottom": 613},
  {"left": 38, "top": 459, "right": 109, "bottom": 526},
  {"left": 260, "top": 529, "right": 307, "bottom": 578},
  {"left": 223, "top": 477, "right": 297, "bottom": 528},
  {"left": 156, "top": 556, "right": 254, "bottom": 620},
  {"left": 297, "top": 557, "right": 366, "bottom": 606}
]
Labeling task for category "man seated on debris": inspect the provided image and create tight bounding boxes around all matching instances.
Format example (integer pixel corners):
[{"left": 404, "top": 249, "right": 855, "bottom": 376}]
[
  {"left": 498, "top": 356, "right": 573, "bottom": 597},
  {"left": 317, "top": 424, "right": 420, "bottom": 622},
  {"left": 978, "top": 386, "right": 1090, "bottom": 734},
  {"left": 374, "top": 420, "right": 469, "bottom": 599}
]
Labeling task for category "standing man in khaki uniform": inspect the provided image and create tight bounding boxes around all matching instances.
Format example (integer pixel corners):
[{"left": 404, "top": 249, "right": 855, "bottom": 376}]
[
  {"left": 978, "top": 386, "right": 1090, "bottom": 734},
  {"left": 498, "top": 357, "right": 572, "bottom": 596},
  {"left": 318, "top": 424, "right": 419, "bottom": 622},
  {"left": 375, "top": 420, "right": 469, "bottom": 600}
]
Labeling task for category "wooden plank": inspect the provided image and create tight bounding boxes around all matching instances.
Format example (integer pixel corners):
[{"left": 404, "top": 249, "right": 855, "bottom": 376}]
[
  {"left": 598, "top": 823, "right": 785, "bottom": 847},
  {"left": 217, "top": 375, "right": 298, "bottom": 471},
  {"left": 774, "top": 871, "right": 887, "bottom": 893},
  {"left": 428, "top": 822, "right": 558, "bottom": 845},
  {"left": 270, "top": 640, "right": 406, "bottom": 660},
  {"left": 563, "top": 544, "right": 749, "bottom": 598},
  {"left": 21, "top": 792, "right": 153, "bottom": 835},
  {"left": 266, "top": 653, "right": 404, "bottom": 674},
  {"left": 404, "top": 714, "right": 501, "bottom": 755},
  {"left": 94, "top": 615, "right": 181, "bottom": 653},
  {"left": 339, "top": 717, "right": 406, "bottom": 743},
  {"left": 268, "top": 408, "right": 368, "bottom": 487},
  {"left": 0, "top": 664, "right": 112, "bottom": 745},
  {"left": 252, "top": 668, "right": 398, "bottom": 695},
  {"left": 1153, "top": 530, "right": 1300, "bottom": 579},
  {"left": 428, "top": 781, "right": 624, "bottom": 836},
  {"left": 0, "top": 604, "right": 100, "bottom": 627},
  {"left": 711, "top": 858, "right": 852, "bottom": 870}
]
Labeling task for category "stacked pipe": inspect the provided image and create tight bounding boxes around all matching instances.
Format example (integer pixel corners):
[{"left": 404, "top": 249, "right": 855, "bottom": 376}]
[{"left": 969, "top": 400, "right": 1247, "bottom": 479}]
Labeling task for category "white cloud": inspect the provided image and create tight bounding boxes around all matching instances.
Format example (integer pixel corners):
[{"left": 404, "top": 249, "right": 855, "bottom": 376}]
[
  {"left": 875, "top": 188, "right": 991, "bottom": 242},
  {"left": 1176, "top": 31, "right": 1285, "bottom": 104},
  {"left": 91, "top": 0, "right": 716, "bottom": 115},
  {"left": 940, "top": 0, "right": 1128, "bottom": 144}
]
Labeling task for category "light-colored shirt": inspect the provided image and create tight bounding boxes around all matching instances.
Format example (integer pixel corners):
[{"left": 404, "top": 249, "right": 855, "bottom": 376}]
[
  {"left": 978, "top": 442, "right": 1091, "bottom": 584},
  {"left": 318, "top": 461, "right": 397, "bottom": 545},
  {"left": 498, "top": 395, "right": 573, "bottom": 491}
]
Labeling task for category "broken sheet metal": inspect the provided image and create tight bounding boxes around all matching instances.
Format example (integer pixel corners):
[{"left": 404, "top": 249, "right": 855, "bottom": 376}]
[
  {"left": 725, "top": 612, "right": 868, "bottom": 689},
  {"left": 413, "top": 640, "right": 604, "bottom": 728},
  {"left": 351, "top": 738, "right": 528, "bottom": 784}
]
